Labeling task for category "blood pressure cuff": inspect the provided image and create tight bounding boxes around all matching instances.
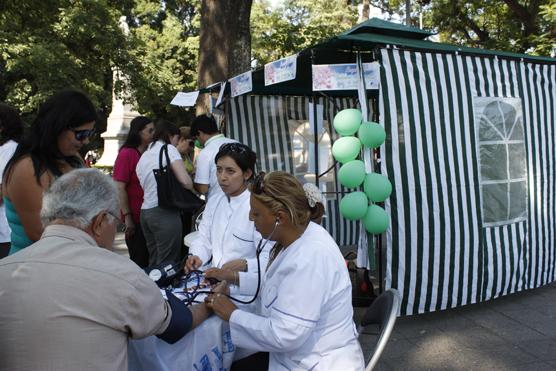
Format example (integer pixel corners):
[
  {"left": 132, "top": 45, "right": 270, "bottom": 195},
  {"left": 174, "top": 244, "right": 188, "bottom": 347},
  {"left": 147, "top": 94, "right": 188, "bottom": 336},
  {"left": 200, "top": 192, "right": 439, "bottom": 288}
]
[{"left": 156, "top": 290, "right": 193, "bottom": 344}]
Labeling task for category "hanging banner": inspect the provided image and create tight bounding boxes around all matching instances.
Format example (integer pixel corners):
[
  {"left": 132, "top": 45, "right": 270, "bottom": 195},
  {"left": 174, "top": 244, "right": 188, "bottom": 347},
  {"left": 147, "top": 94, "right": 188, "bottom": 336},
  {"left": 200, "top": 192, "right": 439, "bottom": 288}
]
[
  {"left": 229, "top": 71, "right": 252, "bottom": 97},
  {"left": 264, "top": 55, "right": 297, "bottom": 86},
  {"left": 312, "top": 62, "right": 380, "bottom": 91},
  {"left": 170, "top": 91, "right": 199, "bottom": 107}
]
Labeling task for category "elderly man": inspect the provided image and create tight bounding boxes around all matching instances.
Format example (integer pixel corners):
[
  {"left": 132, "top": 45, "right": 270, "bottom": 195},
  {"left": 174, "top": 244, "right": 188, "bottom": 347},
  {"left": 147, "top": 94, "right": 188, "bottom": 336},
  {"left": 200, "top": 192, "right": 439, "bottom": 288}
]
[{"left": 0, "top": 169, "right": 210, "bottom": 371}]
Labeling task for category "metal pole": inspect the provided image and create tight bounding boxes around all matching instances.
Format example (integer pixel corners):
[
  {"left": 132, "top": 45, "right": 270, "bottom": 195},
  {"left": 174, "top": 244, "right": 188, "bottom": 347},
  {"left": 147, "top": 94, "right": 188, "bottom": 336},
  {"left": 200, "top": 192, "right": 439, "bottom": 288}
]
[{"left": 311, "top": 49, "right": 320, "bottom": 188}]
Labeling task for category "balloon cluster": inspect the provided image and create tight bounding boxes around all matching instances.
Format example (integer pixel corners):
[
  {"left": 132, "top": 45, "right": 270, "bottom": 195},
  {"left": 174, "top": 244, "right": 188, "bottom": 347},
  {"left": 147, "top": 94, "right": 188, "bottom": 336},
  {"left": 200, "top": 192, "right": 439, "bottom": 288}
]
[{"left": 332, "top": 109, "right": 391, "bottom": 234}]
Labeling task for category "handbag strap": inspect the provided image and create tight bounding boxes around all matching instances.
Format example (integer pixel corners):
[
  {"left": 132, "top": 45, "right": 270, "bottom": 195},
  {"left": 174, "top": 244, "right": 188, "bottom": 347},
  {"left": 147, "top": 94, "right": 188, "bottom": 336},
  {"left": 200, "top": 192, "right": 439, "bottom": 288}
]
[{"left": 158, "top": 144, "right": 173, "bottom": 169}]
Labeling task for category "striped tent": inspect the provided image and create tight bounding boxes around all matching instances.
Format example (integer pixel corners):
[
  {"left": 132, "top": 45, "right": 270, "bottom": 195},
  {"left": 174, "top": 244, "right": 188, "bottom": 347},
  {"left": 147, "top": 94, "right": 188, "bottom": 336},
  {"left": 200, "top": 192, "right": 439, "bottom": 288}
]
[
  {"left": 381, "top": 49, "right": 556, "bottom": 315},
  {"left": 216, "top": 18, "right": 555, "bottom": 315}
]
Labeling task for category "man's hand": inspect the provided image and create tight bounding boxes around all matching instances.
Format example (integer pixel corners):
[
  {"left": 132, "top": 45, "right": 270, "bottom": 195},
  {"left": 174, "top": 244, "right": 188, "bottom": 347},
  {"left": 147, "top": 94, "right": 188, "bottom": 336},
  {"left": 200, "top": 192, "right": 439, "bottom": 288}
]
[
  {"left": 205, "top": 281, "right": 236, "bottom": 321},
  {"left": 185, "top": 255, "right": 203, "bottom": 272}
]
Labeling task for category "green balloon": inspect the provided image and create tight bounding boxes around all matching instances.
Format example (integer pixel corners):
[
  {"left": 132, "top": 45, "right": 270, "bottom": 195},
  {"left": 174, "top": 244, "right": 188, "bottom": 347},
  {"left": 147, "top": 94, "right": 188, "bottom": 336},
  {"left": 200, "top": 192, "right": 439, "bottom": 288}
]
[
  {"left": 363, "top": 204, "right": 389, "bottom": 234},
  {"left": 340, "top": 192, "right": 368, "bottom": 220},
  {"left": 332, "top": 136, "right": 361, "bottom": 164},
  {"left": 338, "top": 160, "right": 366, "bottom": 188},
  {"left": 358, "top": 121, "right": 386, "bottom": 148},
  {"left": 334, "top": 109, "right": 362, "bottom": 136},
  {"left": 364, "top": 172, "right": 392, "bottom": 202}
]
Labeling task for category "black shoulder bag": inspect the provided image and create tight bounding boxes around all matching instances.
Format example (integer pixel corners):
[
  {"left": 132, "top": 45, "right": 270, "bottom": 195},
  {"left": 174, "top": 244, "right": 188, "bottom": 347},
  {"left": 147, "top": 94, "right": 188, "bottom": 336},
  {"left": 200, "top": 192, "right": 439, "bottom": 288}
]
[{"left": 153, "top": 144, "right": 204, "bottom": 213}]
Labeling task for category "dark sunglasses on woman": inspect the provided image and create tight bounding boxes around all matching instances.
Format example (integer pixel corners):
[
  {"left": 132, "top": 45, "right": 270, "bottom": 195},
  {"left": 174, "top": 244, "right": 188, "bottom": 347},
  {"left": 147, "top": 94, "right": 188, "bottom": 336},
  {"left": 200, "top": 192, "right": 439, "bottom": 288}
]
[{"left": 72, "top": 128, "right": 95, "bottom": 141}]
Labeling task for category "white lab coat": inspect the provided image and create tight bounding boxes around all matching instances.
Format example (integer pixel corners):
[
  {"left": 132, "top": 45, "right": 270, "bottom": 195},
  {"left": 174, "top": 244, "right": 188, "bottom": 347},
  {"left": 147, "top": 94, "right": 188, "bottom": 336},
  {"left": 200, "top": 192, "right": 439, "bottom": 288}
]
[
  {"left": 229, "top": 222, "right": 365, "bottom": 371},
  {"left": 190, "top": 189, "right": 266, "bottom": 271}
]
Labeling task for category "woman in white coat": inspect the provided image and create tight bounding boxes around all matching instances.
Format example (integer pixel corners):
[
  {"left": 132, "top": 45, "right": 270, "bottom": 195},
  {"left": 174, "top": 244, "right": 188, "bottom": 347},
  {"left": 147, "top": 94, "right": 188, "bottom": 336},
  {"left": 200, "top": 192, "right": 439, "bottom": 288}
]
[
  {"left": 185, "top": 143, "right": 264, "bottom": 277},
  {"left": 207, "top": 171, "right": 365, "bottom": 371}
]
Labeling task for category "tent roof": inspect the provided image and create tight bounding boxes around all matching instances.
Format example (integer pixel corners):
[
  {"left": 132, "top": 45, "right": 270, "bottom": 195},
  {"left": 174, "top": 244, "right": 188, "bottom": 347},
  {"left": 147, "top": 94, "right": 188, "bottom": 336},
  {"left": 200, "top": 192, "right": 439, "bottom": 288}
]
[
  {"left": 340, "top": 17, "right": 433, "bottom": 39},
  {"left": 201, "top": 18, "right": 555, "bottom": 97}
]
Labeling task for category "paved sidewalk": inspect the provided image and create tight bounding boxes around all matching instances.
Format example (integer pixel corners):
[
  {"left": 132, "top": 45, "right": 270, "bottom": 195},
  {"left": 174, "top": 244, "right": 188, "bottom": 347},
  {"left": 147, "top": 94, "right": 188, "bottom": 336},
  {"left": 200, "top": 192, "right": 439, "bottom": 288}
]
[
  {"left": 356, "top": 282, "right": 556, "bottom": 370},
  {"left": 113, "top": 233, "right": 556, "bottom": 370}
]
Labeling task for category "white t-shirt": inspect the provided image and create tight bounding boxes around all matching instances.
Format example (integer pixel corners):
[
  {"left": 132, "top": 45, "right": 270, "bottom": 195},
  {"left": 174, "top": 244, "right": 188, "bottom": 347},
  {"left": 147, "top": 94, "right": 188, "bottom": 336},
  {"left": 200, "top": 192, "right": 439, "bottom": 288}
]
[
  {"left": 0, "top": 140, "right": 18, "bottom": 243},
  {"left": 136, "top": 141, "right": 183, "bottom": 210},
  {"left": 194, "top": 135, "right": 237, "bottom": 200},
  {"left": 229, "top": 222, "right": 365, "bottom": 370},
  {"left": 189, "top": 189, "right": 263, "bottom": 268}
]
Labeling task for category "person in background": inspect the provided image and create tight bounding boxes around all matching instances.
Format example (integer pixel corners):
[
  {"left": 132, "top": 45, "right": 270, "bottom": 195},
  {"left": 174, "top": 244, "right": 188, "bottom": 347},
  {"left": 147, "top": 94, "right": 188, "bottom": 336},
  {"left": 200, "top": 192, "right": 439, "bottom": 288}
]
[
  {"left": 112, "top": 116, "right": 155, "bottom": 268},
  {"left": 176, "top": 126, "right": 195, "bottom": 177},
  {"left": 2, "top": 90, "right": 96, "bottom": 255},
  {"left": 206, "top": 172, "right": 365, "bottom": 370},
  {"left": 0, "top": 169, "right": 209, "bottom": 371},
  {"left": 185, "top": 143, "right": 263, "bottom": 275},
  {"left": 136, "top": 120, "right": 193, "bottom": 266},
  {"left": 0, "top": 103, "right": 24, "bottom": 258},
  {"left": 175, "top": 126, "right": 197, "bottom": 248},
  {"left": 189, "top": 114, "right": 236, "bottom": 200}
]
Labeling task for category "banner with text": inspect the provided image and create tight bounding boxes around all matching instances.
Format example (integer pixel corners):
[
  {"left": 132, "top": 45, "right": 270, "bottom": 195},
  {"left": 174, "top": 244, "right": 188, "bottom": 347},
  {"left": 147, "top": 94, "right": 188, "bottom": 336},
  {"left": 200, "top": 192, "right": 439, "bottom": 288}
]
[
  {"left": 312, "top": 62, "right": 380, "bottom": 91},
  {"left": 230, "top": 71, "right": 253, "bottom": 97},
  {"left": 264, "top": 55, "right": 297, "bottom": 86}
]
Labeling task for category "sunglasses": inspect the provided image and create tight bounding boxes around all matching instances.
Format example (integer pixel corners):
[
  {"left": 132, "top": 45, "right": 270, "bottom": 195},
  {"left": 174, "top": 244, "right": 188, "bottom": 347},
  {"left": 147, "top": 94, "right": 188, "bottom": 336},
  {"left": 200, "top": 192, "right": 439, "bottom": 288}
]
[
  {"left": 220, "top": 142, "right": 250, "bottom": 154},
  {"left": 72, "top": 128, "right": 95, "bottom": 141}
]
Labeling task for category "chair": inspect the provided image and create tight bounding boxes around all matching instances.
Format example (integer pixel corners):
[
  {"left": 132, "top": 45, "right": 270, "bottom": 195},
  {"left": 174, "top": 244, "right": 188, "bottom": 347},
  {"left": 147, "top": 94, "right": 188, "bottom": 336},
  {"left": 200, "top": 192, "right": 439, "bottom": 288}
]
[{"left": 358, "top": 288, "right": 401, "bottom": 371}]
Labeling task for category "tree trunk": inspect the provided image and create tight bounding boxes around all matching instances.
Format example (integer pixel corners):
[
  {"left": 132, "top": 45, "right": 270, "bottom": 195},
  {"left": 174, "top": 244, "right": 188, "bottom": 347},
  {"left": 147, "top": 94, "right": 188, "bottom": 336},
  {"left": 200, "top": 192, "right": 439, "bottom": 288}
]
[
  {"left": 197, "top": 0, "right": 252, "bottom": 114},
  {"left": 359, "top": 0, "right": 370, "bottom": 22}
]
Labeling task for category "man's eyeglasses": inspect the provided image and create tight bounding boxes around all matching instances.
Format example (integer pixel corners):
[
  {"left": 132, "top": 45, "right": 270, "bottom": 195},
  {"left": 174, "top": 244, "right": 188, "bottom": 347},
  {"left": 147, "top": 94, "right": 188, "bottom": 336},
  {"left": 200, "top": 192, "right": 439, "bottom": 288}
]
[
  {"left": 72, "top": 128, "right": 95, "bottom": 142},
  {"left": 106, "top": 210, "right": 122, "bottom": 224}
]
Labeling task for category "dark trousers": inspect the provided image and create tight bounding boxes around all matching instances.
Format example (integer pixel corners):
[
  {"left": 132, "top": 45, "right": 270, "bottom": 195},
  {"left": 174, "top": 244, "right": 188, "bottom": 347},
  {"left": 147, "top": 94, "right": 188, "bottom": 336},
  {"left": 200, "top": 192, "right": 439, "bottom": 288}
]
[
  {"left": 141, "top": 207, "right": 182, "bottom": 266},
  {"left": 231, "top": 352, "right": 269, "bottom": 371},
  {"left": 180, "top": 211, "right": 193, "bottom": 259},
  {"left": 125, "top": 222, "right": 149, "bottom": 269},
  {"left": 0, "top": 242, "right": 10, "bottom": 259}
]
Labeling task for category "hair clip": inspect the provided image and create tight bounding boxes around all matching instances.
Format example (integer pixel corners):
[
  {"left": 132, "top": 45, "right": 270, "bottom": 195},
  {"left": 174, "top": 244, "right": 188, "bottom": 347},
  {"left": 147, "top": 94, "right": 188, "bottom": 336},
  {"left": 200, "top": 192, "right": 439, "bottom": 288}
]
[{"left": 303, "top": 183, "right": 325, "bottom": 208}]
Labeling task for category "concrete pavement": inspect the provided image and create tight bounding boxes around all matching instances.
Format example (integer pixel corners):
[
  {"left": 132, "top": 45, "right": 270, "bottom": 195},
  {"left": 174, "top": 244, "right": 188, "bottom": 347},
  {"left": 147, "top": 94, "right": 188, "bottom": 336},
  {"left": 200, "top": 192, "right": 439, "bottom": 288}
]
[{"left": 114, "top": 233, "right": 556, "bottom": 370}]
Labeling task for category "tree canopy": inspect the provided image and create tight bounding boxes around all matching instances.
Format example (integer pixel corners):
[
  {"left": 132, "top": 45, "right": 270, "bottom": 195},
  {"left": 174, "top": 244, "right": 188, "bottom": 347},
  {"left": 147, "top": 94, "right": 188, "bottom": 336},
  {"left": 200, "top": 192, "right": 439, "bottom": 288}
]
[
  {"left": 365, "top": 0, "right": 555, "bottom": 56},
  {"left": 0, "top": 0, "right": 553, "bottom": 148}
]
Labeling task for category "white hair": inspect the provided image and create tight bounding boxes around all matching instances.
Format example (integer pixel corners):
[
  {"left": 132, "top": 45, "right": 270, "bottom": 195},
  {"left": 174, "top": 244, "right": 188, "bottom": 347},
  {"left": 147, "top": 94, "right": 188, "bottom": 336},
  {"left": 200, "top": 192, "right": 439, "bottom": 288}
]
[{"left": 41, "top": 168, "right": 119, "bottom": 229}]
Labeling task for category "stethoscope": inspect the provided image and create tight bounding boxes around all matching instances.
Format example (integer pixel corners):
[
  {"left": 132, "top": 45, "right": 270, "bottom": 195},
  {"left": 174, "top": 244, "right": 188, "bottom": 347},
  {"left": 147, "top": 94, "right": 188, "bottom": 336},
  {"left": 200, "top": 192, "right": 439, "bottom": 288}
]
[{"left": 181, "top": 219, "right": 280, "bottom": 306}]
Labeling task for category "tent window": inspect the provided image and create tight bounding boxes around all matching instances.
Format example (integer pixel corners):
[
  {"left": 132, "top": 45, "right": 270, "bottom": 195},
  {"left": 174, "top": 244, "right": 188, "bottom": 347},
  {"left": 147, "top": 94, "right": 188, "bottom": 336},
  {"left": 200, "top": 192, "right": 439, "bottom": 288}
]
[
  {"left": 474, "top": 97, "right": 527, "bottom": 227},
  {"left": 288, "top": 120, "right": 336, "bottom": 198}
]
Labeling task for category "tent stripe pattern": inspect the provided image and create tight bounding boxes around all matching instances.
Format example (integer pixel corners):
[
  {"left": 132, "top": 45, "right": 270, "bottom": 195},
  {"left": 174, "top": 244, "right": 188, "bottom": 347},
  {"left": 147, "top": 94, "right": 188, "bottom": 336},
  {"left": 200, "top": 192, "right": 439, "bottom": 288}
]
[
  {"left": 226, "top": 95, "right": 369, "bottom": 246},
  {"left": 380, "top": 48, "right": 556, "bottom": 315}
]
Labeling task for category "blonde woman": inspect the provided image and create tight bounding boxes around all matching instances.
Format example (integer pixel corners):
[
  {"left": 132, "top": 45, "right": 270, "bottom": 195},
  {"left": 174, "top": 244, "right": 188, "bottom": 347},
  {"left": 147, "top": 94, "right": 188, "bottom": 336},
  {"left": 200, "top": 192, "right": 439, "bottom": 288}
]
[{"left": 206, "top": 172, "right": 364, "bottom": 370}]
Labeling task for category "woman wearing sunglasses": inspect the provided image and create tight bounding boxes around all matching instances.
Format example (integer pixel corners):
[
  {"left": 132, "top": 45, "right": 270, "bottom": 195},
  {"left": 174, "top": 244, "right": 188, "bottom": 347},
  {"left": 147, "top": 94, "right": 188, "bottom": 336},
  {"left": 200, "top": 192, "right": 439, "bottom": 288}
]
[
  {"left": 112, "top": 116, "right": 154, "bottom": 268},
  {"left": 185, "top": 143, "right": 264, "bottom": 275},
  {"left": 206, "top": 172, "right": 365, "bottom": 370},
  {"left": 3, "top": 90, "right": 96, "bottom": 255}
]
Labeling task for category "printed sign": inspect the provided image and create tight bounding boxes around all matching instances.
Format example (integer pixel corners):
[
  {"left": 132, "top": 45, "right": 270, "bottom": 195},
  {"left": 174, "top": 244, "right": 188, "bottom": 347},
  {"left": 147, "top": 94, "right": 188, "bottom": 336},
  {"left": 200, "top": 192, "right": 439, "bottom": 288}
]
[
  {"left": 170, "top": 91, "right": 199, "bottom": 107},
  {"left": 312, "top": 62, "right": 380, "bottom": 91},
  {"left": 264, "top": 55, "right": 297, "bottom": 86},
  {"left": 230, "top": 71, "right": 252, "bottom": 97}
]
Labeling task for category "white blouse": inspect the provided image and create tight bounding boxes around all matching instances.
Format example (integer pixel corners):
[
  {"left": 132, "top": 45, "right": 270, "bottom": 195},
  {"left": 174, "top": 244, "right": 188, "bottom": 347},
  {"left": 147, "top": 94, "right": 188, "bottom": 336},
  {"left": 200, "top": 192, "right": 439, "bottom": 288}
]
[
  {"left": 229, "top": 222, "right": 365, "bottom": 371},
  {"left": 189, "top": 189, "right": 263, "bottom": 269}
]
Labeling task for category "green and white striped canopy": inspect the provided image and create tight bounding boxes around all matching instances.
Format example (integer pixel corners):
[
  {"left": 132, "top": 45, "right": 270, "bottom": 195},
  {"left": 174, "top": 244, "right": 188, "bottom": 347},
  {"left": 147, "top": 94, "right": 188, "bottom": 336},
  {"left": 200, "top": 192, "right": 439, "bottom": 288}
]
[{"left": 381, "top": 48, "right": 556, "bottom": 315}]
